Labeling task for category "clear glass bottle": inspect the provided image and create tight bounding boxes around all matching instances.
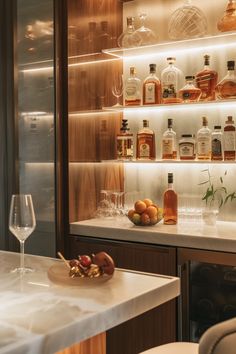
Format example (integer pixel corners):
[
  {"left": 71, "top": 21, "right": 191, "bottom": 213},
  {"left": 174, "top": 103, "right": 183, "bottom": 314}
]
[
  {"left": 195, "top": 54, "right": 218, "bottom": 101},
  {"left": 179, "top": 76, "right": 202, "bottom": 102},
  {"left": 134, "top": 13, "right": 157, "bottom": 46},
  {"left": 224, "top": 116, "right": 236, "bottom": 160},
  {"left": 163, "top": 172, "right": 178, "bottom": 225},
  {"left": 143, "top": 64, "right": 162, "bottom": 105},
  {"left": 97, "top": 21, "right": 112, "bottom": 50},
  {"left": 161, "top": 57, "right": 184, "bottom": 104},
  {"left": 124, "top": 67, "right": 142, "bottom": 106},
  {"left": 211, "top": 126, "right": 223, "bottom": 161},
  {"left": 215, "top": 60, "right": 236, "bottom": 99},
  {"left": 197, "top": 116, "right": 212, "bottom": 160},
  {"left": 136, "top": 120, "right": 156, "bottom": 160},
  {"left": 116, "top": 119, "right": 134, "bottom": 160},
  {"left": 117, "top": 17, "right": 142, "bottom": 48},
  {"left": 162, "top": 118, "right": 177, "bottom": 159},
  {"left": 84, "top": 21, "right": 98, "bottom": 53},
  {"left": 179, "top": 134, "right": 196, "bottom": 160}
]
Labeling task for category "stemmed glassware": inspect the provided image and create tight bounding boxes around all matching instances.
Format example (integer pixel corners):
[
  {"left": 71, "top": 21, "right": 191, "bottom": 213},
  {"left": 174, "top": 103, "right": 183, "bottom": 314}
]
[
  {"left": 9, "top": 194, "right": 36, "bottom": 274},
  {"left": 112, "top": 74, "right": 124, "bottom": 107},
  {"left": 135, "top": 13, "right": 157, "bottom": 46}
]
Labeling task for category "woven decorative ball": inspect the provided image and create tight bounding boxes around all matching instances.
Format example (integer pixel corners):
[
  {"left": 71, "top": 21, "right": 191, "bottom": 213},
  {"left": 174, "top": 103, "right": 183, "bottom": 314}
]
[{"left": 168, "top": 0, "right": 208, "bottom": 40}]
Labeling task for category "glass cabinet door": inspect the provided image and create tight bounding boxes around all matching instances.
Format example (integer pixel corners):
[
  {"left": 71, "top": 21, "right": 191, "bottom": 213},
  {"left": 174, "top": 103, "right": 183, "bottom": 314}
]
[{"left": 15, "top": 0, "right": 56, "bottom": 256}]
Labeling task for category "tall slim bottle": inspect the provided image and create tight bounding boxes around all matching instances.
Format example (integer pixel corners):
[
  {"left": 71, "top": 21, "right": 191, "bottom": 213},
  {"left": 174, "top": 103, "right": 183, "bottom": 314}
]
[
  {"left": 197, "top": 116, "right": 212, "bottom": 160},
  {"left": 224, "top": 116, "right": 236, "bottom": 160},
  {"left": 163, "top": 173, "right": 178, "bottom": 225}
]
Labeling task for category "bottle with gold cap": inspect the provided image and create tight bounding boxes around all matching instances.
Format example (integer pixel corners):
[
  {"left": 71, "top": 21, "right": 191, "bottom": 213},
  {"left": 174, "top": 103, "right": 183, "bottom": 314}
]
[
  {"left": 224, "top": 116, "right": 236, "bottom": 160},
  {"left": 197, "top": 116, "right": 212, "bottom": 160},
  {"left": 124, "top": 66, "right": 142, "bottom": 106}
]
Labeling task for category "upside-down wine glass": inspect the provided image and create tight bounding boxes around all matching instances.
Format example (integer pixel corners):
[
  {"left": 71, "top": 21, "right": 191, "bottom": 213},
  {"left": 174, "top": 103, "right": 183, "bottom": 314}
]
[{"left": 9, "top": 194, "right": 36, "bottom": 273}]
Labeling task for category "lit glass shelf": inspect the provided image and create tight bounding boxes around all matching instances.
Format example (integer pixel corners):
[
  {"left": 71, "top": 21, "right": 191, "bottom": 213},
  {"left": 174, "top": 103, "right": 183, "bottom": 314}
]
[
  {"left": 69, "top": 160, "right": 236, "bottom": 165},
  {"left": 103, "top": 99, "right": 236, "bottom": 112},
  {"left": 102, "top": 31, "right": 236, "bottom": 59}
]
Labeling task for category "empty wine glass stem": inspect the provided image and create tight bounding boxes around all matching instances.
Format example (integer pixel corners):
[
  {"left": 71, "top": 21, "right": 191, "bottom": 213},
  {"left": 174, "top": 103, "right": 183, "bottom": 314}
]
[{"left": 20, "top": 241, "right": 25, "bottom": 271}]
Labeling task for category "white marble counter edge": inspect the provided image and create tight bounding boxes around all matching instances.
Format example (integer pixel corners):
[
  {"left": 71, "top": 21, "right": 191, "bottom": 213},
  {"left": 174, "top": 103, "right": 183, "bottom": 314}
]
[{"left": 70, "top": 219, "right": 236, "bottom": 253}]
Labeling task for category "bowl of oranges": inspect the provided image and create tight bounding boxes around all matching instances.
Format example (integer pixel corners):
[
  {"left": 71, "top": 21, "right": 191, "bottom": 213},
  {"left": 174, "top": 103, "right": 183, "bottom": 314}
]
[{"left": 127, "top": 198, "right": 163, "bottom": 226}]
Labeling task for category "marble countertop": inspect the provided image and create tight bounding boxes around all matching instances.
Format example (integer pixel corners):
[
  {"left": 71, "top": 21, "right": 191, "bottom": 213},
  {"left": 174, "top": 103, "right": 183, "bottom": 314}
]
[
  {"left": 0, "top": 251, "right": 179, "bottom": 354},
  {"left": 70, "top": 217, "right": 236, "bottom": 253}
]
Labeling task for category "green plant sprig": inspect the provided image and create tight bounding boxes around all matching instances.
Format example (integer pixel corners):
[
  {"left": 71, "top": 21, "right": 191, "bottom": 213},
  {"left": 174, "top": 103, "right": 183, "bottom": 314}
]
[{"left": 199, "top": 168, "right": 236, "bottom": 209}]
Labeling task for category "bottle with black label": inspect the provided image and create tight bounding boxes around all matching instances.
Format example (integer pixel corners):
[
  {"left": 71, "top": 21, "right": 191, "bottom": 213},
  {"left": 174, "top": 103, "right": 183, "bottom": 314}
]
[
  {"left": 116, "top": 119, "right": 134, "bottom": 160},
  {"left": 211, "top": 125, "right": 223, "bottom": 161}
]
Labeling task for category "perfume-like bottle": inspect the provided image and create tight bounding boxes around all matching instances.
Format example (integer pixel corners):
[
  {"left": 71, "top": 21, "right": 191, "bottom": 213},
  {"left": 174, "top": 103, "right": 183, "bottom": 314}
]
[
  {"left": 179, "top": 76, "right": 202, "bottom": 102},
  {"left": 161, "top": 57, "right": 184, "bottom": 103},
  {"left": 117, "top": 17, "right": 142, "bottom": 48},
  {"left": 215, "top": 60, "right": 236, "bottom": 100},
  {"left": 217, "top": 0, "right": 236, "bottom": 32},
  {"left": 134, "top": 13, "right": 157, "bottom": 46}
]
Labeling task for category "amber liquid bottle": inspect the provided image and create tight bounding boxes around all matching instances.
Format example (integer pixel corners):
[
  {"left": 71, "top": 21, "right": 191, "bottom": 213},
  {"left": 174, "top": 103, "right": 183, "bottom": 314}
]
[
  {"left": 224, "top": 116, "right": 236, "bottom": 160},
  {"left": 136, "top": 120, "right": 156, "bottom": 160},
  {"left": 143, "top": 63, "right": 162, "bottom": 105},
  {"left": 195, "top": 54, "right": 218, "bottom": 101},
  {"left": 163, "top": 173, "right": 178, "bottom": 225}
]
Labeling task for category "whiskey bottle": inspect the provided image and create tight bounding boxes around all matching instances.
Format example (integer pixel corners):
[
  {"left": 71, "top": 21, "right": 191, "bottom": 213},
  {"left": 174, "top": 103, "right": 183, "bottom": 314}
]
[
  {"left": 195, "top": 54, "right": 218, "bottom": 101},
  {"left": 215, "top": 60, "right": 236, "bottom": 99},
  {"left": 161, "top": 57, "right": 183, "bottom": 104},
  {"left": 162, "top": 118, "right": 177, "bottom": 159},
  {"left": 116, "top": 119, "right": 134, "bottom": 160},
  {"left": 163, "top": 173, "right": 178, "bottom": 225},
  {"left": 211, "top": 126, "right": 223, "bottom": 161},
  {"left": 224, "top": 116, "right": 236, "bottom": 160},
  {"left": 124, "top": 67, "right": 142, "bottom": 106},
  {"left": 179, "top": 76, "right": 202, "bottom": 102},
  {"left": 143, "top": 63, "right": 162, "bottom": 105},
  {"left": 136, "top": 120, "right": 156, "bottom": 160},
  {"left": 179, "top": 134, "right": 196, "bottom": 160},
  {"left": 197, "top": 117, "right": 212, "bottom": 160}
]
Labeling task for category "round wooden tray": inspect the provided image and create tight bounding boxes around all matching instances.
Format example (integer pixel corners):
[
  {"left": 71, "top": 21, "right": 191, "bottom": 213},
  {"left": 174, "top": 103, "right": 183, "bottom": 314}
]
[{"left": 47, "top": 263, "right": 113, "bottom": 286}]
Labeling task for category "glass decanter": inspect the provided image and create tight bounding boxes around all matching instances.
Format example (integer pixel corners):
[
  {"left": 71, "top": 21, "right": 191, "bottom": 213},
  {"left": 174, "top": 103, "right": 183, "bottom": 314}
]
[
  {"left": 217, "top": 0, "right": 236, "bottom": 32},
  {"left": 168, "top": 0, "right": 207, "bottom": 40},
  {"left": 117, "top": 17, "right": 142, "bottom": 48},
  {"left": 134, "top": 13, "right": 157, "bottom": 46}
]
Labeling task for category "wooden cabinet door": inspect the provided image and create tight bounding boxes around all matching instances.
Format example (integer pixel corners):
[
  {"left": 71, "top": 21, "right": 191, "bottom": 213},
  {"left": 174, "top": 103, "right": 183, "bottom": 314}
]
[{"left": 67, "top": 236, "right": 177, "bottom": 354}]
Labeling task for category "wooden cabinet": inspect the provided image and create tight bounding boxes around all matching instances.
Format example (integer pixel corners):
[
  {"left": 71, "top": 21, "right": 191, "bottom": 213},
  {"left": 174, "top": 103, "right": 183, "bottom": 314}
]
[{"left": 67, "top": 235, "right": 177, "bottom": 354}]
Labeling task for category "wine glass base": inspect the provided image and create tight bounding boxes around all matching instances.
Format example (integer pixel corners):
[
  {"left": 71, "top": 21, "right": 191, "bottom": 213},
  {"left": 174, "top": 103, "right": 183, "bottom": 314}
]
[{"left": 10, "top": 267, "right": 35, "bottom": 274}]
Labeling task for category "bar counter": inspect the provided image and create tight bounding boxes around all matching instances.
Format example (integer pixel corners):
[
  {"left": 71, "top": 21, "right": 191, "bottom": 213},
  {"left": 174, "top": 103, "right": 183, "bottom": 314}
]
[
  {"left": 70, "top": 218, "right": 236, "bottom": 253},
  {"left": 0, "top": 251, "right": 179, "bottom": 354}
]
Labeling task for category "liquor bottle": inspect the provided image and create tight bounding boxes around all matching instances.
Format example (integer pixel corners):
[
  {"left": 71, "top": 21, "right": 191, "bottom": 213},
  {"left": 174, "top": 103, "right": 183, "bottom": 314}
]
[
  {"left": 215, "top": 60, "right": 236, "bottom": 99},
  {"left": 136, "top": 120, "right": 156, "bottom": 160},
  {"left": 195, "top": 54, "right": 218, "bottom": 101},
  {"left": 197, "top": 117, "right": 212, "bottom": 160},
  {"left": 124, "top": 67, "right": 142, "bottom": 106},
  {"left": 97, "top": 21, "right": 112, "bottom": 50},
  {"left": 117, "top": 17, "right": 141, "bottom": 48},
  {"left": 179, "top": 76, "right": 202, "bottom": 102},
  {"left": 211, "top": 126, "right": 223, "bottom": 161},
  {"left": 224, "top": 116, "right": 236, "bottom": 160},
  {"left": 161, "top": 57, "right": 184, "bottom": 104},
  {"left": 85, "top": 21, "right": 98, "bottom": 53},
  {"left": 179, "top": 134, "right": 196, "bottom": 160},
  {"left": 217, "top": 0, "right": 236, "bottom": 32},
  {"left": 143, "top": 64, "right": 162, "bottom": 105},
  {"left": 163, "top": 173, "right": 178, "bottom": 225},
  {"left": 162, "top": 118, "right": 177, "bottom": 159},
  {"left": 116, "top": 119, "right": 134, "bottom": 160}
]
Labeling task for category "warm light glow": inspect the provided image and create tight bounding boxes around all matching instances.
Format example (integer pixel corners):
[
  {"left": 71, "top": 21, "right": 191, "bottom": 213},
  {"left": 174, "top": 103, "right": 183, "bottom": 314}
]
[
  {"left": 21, "top": 66, "right": 53, "bottom": 73},
  {"left": 69, "top": 110, "right": 119, "bottom": 117}
]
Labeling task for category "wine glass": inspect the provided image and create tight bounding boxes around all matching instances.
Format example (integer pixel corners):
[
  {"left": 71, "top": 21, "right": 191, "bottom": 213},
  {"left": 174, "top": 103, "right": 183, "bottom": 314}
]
[
  {"left": 112, "top": 74, "right": 124, "bottom": 107},
  {"left": 9, "top": 194, "right": 36, "bottom": 274}
]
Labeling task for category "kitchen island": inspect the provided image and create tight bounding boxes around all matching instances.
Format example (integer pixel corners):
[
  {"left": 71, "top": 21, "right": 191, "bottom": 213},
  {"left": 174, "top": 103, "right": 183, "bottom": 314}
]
[{"left": 0, "top": 251, "right": 179, "bottom": 354}]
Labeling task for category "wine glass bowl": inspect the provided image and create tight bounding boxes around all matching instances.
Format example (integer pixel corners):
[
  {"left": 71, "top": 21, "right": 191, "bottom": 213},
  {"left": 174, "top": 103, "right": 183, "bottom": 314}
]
[
  {"left": 112, "top": 74, "right": 124, "bottom": 107},
  {"left": 135, "top": 13, "right": 157, "bottom": 46},
  {"left": 9, "top": 194, "right": 36, "bottom": 274}
]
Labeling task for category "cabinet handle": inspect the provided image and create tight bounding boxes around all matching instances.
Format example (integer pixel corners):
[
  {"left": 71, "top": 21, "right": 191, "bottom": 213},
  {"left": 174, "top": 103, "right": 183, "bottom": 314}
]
[{"left": 177, "top": 262, "right": 189, "bottom": 341}]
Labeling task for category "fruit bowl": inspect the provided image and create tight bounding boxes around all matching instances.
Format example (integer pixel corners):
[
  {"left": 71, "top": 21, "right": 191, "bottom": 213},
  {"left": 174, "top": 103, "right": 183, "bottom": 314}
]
[{"left": 127, "top": 198, "right": 163, "bottom": 226}]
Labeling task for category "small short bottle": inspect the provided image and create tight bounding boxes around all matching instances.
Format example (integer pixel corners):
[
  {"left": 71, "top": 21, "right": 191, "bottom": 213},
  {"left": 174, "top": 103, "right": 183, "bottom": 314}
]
[
  {"left": 143, "top": 63, "right": 162, "bottom": 105},
  {"left": 162, "top": 118, "right": 177, "bottom": 159},
  {"left": 211, "top": 125, "right": 223, "bottom": 161},
  {"left": 215, "top": 60, "right": 236, "bottom": 99},
  {"left": 179, "top": 76, "right": 202, "bottom": 103},
  {"left": 197, "top": 117, "right": 212, "bottom": 160},
  {"left": 163, "top": 172, "right": 178, "bottom": 225},
  {"left": 136, "top": 120, "right": 156, "bottom": 160},
  {"left": 124, "top": 67, "right": 142, "bottom": 106},
  {"left": 161, "top": 57, "right": 184, "bottom": 104},
  {"left": 195, "top": 54, "right": 218, "bottom": 101},
  {"left": 116, "top": 119, "right": 134, "bottom": 160},
  {"left": 224, "top": 116, "right": 236, "bottom": 160},
  {"left": 179, "top": 134, "right": 196, "bottom": 160}
]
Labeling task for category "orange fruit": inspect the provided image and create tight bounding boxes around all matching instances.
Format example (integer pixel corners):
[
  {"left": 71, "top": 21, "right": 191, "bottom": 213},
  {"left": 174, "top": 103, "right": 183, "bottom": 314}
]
[
  {"left": 143, "top": 198, "right": 153, "bottom": 207},
  {"left": 150, "top": 216, "right": 158, "bottom": 225},
  {"left": 127, "top": 209, "right": 135, "bottom": 220},
  {"left": 146, "top": 205, "right": 158, "bottom": 218},
  {"left": 141, "top": 212, "right": 150, "bottom": 225},
  {"left": 134, "top": 200, "right": 147, "bottom": 214}
]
